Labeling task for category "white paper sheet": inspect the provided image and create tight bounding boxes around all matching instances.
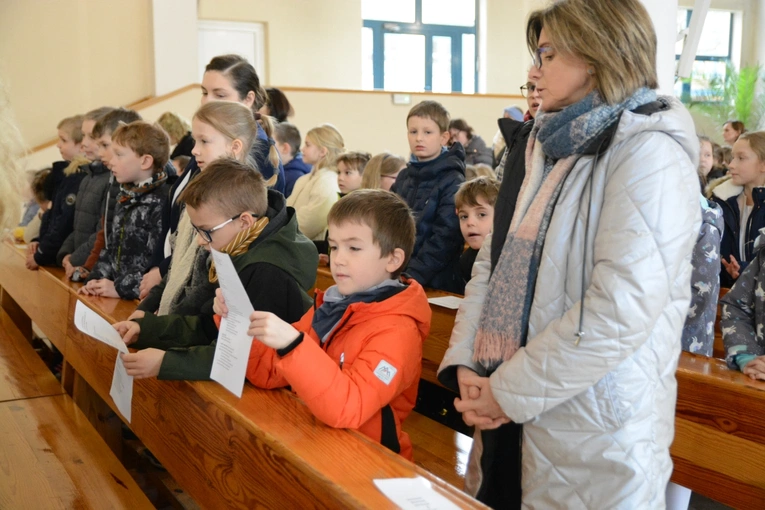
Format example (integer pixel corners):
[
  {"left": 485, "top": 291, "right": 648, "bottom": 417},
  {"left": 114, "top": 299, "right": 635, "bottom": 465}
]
[
  {"left": 110, "top": 356, "right": 133, "bottom": 422},
  {"left": 73, "top": 300, "right": 128, "bottom": 354},
  {"left": 209, "top": 248, "right": 255, "bottom": 398},
  {"left": 373, "top": 477, "right": 461, "bottom": 510},
  {"left": 427, "top": 295, "right": 464, "bottom": 310},
  {"left": 73, "top": 300, "right": 133, "bottom": 422}
]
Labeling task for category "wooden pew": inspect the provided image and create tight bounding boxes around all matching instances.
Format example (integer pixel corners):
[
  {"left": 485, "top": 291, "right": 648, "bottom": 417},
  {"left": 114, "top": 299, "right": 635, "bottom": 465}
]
[
  {"left": 0, "top": 394, "right": 154, "bottom": 509},
  {"left": 0, "top": 309, "right": 63, "bottom": 402},
  {"left": 0, "top": 285, "right": 152, "bottom": 508},
  {"left": 0, "top": 242, "right": 486, "bottom": 509},
  {"left": 0, "top": 242, "right": 70, "bottom": 354}
]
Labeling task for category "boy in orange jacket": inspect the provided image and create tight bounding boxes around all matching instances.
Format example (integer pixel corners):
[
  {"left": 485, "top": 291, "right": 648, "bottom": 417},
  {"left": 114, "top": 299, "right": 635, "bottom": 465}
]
[{"left": 214, "top": 189, "right": 431, "bottom": 460}]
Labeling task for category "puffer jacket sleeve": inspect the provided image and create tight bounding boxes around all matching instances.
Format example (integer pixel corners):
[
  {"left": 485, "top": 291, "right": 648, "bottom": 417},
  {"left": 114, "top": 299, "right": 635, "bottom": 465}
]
[
  {"left": 58, "top": 232, "right": 76, "bottom": 265},
  {"left": 34, "top": 179, "right": 81, "bottom": 266},
  {"left": 277, "top": 318, "right": 423, "bottom": 429},
  {"left": 406, "top": 172, "right": 464, "bottom": 285},
  {"left": 437, "top": 234, "right": 491, "bottom": 391},
  {"left": 489, "top": 132, "right": 699, "bottom": 423},
  {"left": 721, "top": 251, "right": 765, "bottom": 369}
]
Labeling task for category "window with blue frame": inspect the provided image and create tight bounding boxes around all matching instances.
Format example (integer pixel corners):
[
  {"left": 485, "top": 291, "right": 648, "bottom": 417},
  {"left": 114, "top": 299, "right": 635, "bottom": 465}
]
[
  {"left": 361, "top": 0, "right": 477, "bottom": 93},
  {"left": 674, "top": 9, "right": 735, "bottom": 102}
]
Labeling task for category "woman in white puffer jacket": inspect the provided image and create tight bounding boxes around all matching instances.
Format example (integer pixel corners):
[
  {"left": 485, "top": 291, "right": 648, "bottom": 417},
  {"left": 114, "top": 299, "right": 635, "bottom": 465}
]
[{"left": 437, "top": 1, "right": 701, "bottom": 508}]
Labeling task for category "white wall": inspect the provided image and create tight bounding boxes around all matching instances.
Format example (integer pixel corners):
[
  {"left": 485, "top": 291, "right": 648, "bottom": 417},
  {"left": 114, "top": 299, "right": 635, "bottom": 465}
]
[{"left": 152, "top": 0, "right": 198, "bottom": 96}]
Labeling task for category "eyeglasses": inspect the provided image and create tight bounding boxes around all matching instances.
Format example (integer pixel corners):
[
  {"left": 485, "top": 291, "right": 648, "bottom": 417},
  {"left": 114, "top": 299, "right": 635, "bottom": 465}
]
[
  {"left": 520, "top": 83, "right": 537, "bottom": 98},
  {"left": 531, "top": 46, "right": 553, "bottom": 69},
  {"left": 192, "top": 213, "right": 253, "bottom": 243}
]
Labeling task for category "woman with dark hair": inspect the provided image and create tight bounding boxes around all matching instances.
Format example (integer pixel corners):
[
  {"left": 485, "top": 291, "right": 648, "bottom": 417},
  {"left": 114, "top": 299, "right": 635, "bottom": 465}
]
[
  {"left": 438, "top": 0, "right": 700, "bottom": 507},
  {"left": 723, "top": 119, "right": 745, "bottom": 146},
  {"left": 449, "top": 119, "right": 493, "bottom": 166},
  {"left": 259, "top": 87, "right": 294, "bottom": 123}
]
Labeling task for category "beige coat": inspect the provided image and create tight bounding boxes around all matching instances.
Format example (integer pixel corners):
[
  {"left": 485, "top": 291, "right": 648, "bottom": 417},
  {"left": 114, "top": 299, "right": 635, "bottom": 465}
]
[{"left": 286, "top": 167, "right": 339, "bottom": 241}]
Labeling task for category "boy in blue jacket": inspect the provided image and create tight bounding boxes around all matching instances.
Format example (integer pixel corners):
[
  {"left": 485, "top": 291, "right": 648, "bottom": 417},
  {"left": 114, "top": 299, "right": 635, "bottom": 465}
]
[{"left": 392, "top": 101, "right": 465, "bottom": 293}]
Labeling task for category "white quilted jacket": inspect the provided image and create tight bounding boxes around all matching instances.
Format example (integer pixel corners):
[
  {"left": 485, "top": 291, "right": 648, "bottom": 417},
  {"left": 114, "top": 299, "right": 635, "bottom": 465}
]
[{"left": 439, "top": 97, "right": 701, "bottom": 509}]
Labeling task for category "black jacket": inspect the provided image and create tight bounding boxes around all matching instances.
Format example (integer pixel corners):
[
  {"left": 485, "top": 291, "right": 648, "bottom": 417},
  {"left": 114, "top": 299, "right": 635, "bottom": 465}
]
[
  {"left": 34, "top": 161, "right": 87, "bottom": 266},
  {"left": 393, "top": 143, "right": 465, "bottom": 293},
  {"left": 491, "top": 119, "right": 535, "bottom": 271},
  {"left": 170, "top": 132, "right": 195, "bottom": 159}
]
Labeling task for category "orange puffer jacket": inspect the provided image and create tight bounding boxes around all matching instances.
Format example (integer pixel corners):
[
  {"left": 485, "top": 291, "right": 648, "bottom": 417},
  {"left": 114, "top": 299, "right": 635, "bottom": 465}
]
[{"left": 246, "top": 278, "right": 431, "bottom": 460}]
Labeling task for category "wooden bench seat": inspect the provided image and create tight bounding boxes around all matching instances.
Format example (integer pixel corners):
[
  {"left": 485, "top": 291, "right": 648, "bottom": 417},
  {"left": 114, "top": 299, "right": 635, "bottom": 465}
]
[
  {"left": 0, "top": 394, "right": 153, "bottom": 509},
  {"left": 403, "top": 412, "right": 471, "bottom": 489},
  {"left": 0, "top": 308, "right": 63, "bottom": 402}
]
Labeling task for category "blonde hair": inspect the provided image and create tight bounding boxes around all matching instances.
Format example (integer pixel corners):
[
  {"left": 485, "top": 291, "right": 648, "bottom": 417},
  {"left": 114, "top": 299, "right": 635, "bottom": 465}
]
[
  {"left": 337, "top": 151, "right": 371, "bottom": 174},
  {"left": 305, "top": 124, "right": 344, "bottom": 171},
  {"left": 157, "top": 112, "right": 191, "bottom": 144},
  {"left": 361, "top": 152, "right": 406, "bottom": 189},
  {"left": 0, "top": 78, "right": 26, "bottom": 230},
  {"left": 57, "top": 115, "right": 85, "bottom": 144},
  {"left": 527, "top": 0, "right": 658, "bottom": 105},
  {"left": 465, "top": 163, "right": 495, "bottom": 180},
  {"left": 738, "top": 132, "right": 765, "bottom": 162},
  {"left": 193, "top": 101, "right": 258, "bottom": 166}
]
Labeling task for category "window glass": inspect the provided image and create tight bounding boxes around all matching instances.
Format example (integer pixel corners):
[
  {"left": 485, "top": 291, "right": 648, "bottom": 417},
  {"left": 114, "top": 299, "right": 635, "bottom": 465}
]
[
  {"left": 462, "top": 34, "right": 476, "bottom": 94},
  {"left": 362, "top": 0, "right": 416, "bottom": 23},
  {"left": 432, "top": 36, "right": 452, "bottom": 93},
  {"left": 422, "top": 0, "right": 476, "bottom": 27},
  {"left": 698, "top": 10, "right": 731, "bottom": 57},
  {"left": 384, "top": 33, "right": 425, "bottom": 91},
  {"left": 362, "top": 27, "right": 374, "bottom": 90}
]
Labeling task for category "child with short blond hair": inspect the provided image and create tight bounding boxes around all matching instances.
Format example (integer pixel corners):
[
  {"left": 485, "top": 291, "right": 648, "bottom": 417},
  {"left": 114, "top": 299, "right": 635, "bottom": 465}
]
[
  {"left": 27, "top": 115, "right": 88, "bottom": 269},
  {"left": 217, "top": 189, "right": 428, "bottom": 460},
  {"left": 393, "top": 100, "right": 466, "bottom": 293},
  {"left": 455, "top": 176, "right": 499, "bottom": 282},
  {"left": 79, "top": 122, "right": 170, "bottom": 299}
]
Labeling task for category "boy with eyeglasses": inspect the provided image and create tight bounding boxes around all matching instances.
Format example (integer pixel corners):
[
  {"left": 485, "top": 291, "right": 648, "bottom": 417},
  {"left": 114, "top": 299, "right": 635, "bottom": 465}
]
[{"left": 112, "top": 159, "right": 317, "bottom": 380}]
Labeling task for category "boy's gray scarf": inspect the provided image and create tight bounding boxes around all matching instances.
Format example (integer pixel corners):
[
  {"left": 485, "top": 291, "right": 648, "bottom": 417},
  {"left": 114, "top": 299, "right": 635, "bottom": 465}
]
[{"left": 473, "top": 88, "right": 656, "bottom": 371}]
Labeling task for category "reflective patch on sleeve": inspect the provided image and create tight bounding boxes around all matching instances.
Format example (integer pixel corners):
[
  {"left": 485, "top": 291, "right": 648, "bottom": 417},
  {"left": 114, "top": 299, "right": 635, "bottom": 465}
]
[{"left": 373, "top": 360, "right": 398, "bottom": 385}]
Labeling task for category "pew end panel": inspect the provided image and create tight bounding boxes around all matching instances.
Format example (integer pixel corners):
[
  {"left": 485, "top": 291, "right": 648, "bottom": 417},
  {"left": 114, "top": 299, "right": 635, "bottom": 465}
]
[
  {"left": 671, "top": 353, "right": 765, "bottom": 508},
  {"left": 0, "top": 241, "right": 71, "bottom": 353}
]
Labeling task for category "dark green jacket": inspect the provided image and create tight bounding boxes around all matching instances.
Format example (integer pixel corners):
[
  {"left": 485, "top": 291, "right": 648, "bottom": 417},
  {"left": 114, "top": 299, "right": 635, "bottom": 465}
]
[{"left": 132, "top": 190, "right": 318, "bottom": 380}]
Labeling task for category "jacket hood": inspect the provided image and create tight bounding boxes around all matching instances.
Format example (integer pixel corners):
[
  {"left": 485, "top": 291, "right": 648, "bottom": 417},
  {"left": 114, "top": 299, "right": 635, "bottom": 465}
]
[
  {"left": 234, "top": 189, "right": 318, "bottom": 292},
  {"left": 315, "top": 277, "right": 431, "bottom": 342},
  {"left": 408, "top": 142, "right": 466, "bottom": 179},
  {"left": 611, "top": 96, "right": 699, "bottom": 170}
]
